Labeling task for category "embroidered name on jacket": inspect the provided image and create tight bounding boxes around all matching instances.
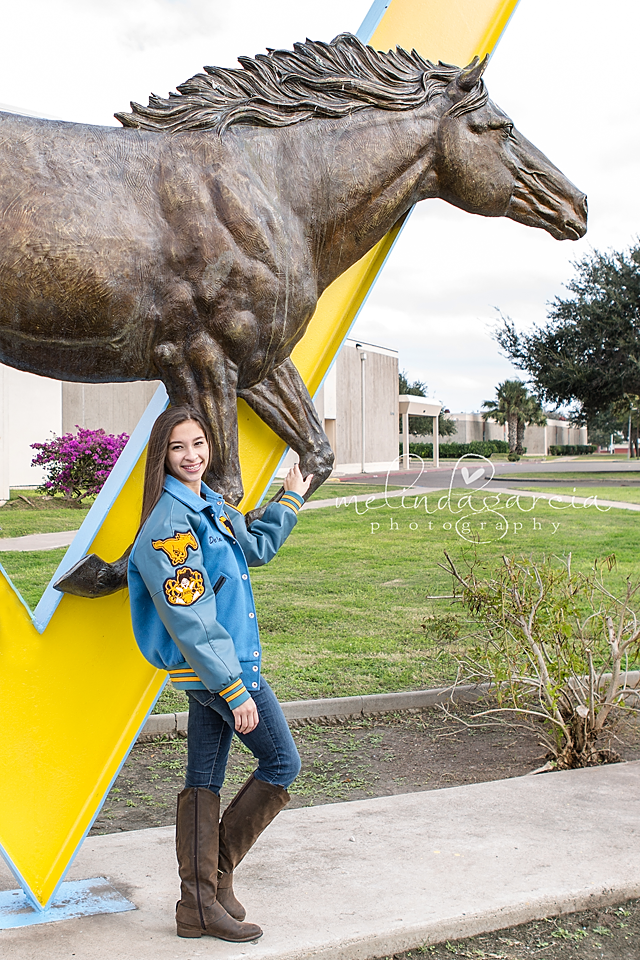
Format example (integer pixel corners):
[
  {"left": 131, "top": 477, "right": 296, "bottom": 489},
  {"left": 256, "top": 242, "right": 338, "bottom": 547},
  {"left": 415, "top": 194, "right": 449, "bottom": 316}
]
[
  {"left": 152, "top": 530, "right": 198, "bottom": 565},
  {"left": 164, "top": 567, "right": 205, "bottom": 606}
]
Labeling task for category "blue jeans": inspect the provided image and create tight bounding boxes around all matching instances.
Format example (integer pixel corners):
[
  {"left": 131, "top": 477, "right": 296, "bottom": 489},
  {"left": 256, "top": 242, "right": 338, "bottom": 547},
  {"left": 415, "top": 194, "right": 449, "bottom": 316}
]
[{"left": 185, "top": 678, "right": 301, "bottom": 794}]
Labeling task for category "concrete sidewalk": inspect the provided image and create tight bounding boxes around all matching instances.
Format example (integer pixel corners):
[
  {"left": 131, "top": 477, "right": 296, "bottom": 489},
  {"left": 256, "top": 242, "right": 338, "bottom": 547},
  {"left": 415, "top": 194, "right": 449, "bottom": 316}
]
[
  {"left": 0, "top": 529, "right": 76, "bottom": 551},
  {"left": 2, "top": 761, "right": 639, "bottom": 959}
]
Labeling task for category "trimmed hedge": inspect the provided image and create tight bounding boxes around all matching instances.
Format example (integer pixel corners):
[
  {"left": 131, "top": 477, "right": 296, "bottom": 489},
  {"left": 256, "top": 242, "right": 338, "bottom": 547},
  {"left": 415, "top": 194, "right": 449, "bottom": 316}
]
[
  {"left": 548, "top": 444, "right": 596, "bottom": 456},
  {"left": 406, "top": 440, "right": 510, "bottom": 459}
]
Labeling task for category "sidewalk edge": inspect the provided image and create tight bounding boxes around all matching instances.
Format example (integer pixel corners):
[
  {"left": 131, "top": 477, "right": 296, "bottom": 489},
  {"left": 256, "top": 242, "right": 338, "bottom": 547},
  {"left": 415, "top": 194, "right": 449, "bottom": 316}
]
[{"left": 139, "top": 671, "right": 640, "bottom": 740}]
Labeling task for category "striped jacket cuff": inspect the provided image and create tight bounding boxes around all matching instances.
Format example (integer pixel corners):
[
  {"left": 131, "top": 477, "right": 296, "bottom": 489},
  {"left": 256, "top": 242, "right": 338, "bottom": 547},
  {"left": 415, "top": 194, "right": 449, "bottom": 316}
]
[
  {"left": 169, "top": 666, "right": 202, "bottom": 684},
  {"left": 219, "top": 678, "right": 250, "bottom": 707},
  {"left": 279, "top": 491, "right": 305, "bottom": 514}
]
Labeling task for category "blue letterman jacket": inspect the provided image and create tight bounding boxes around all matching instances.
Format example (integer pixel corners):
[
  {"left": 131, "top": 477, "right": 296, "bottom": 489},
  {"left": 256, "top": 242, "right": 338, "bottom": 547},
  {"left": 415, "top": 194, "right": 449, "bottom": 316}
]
[{"left": 128, "top": 474, "right": 303, "bottom": 709}]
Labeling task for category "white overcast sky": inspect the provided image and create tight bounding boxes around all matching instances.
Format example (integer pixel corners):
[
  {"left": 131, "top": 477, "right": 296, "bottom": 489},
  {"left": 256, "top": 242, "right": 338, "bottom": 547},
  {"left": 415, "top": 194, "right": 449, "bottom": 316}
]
[{"left": 0, "top": 0, "right": 637, "bottom": 412}]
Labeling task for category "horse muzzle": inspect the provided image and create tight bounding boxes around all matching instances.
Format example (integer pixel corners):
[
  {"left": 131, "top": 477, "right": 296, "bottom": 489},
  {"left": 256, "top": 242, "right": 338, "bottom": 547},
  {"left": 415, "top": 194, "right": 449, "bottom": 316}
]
[
  {"left": 507, "top": 172, "right": 588, "bottom": 242},
  {"left": 561, "top": 193, "right": 588, "bottom": 240}
]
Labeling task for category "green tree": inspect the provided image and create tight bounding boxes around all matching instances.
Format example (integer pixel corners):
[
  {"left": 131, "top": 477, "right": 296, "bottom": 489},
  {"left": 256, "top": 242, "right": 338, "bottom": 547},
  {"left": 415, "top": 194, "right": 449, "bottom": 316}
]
[
  {"left": 481, "top": 379, "right": 533, "bottom": 453},
  {"left": 398, "top": 370, "right": 456, "bottom": 437},
  {"left": 586, "top": 403, "right": 632, "bottom": 451},
  {"left": 495, "top": 244, "right": 640, "bottom": 420}
]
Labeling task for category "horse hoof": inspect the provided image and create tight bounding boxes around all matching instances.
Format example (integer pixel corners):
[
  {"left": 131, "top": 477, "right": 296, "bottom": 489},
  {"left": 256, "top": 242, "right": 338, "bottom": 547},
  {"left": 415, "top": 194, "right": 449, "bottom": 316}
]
[{"left": 53, "top": 552, "right": 129, "bottom": 597}]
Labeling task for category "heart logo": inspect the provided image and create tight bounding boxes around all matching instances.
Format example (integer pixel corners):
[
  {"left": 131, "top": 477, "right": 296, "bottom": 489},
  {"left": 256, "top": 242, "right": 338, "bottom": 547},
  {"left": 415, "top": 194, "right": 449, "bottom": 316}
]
[
  {"left": 461, "top": 467, "right": 484, "bottom": 485},
  {"left": 449, "top": 454, "right": 495, "bottom": 496}
]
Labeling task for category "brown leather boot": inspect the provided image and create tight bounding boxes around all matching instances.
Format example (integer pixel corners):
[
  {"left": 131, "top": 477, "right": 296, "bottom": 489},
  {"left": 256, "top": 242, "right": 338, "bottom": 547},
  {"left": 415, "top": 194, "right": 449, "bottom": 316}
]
[
  {"left": 174, "top": 787, "right": 263, "bottom": 941},
  {"left": 217, "top": 774, "right": 290, "bottom": 922}
]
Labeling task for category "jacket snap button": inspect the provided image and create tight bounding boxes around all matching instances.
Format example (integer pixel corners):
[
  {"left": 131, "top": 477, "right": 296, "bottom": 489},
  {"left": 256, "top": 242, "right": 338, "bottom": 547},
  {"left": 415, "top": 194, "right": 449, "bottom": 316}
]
[
  {"left": 249, "top": 612, "right": 255, "bottom": 618},
  {"left": 253, "top": 651, "right": 259, "bottom": 657},
  {"left": 252, "top": 665, "right": 258, "bottom": 671},
  {"left": 242, "top": 574, "right": 248, "bottom": 580},
  {"left": 251, "top": 682, "right": 258, "bottom": 688}
]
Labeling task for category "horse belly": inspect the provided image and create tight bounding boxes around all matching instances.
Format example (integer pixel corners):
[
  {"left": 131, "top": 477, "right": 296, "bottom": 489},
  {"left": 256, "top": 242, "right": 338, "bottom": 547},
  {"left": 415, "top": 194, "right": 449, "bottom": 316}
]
[
  {"left": 0, "top": 214, "right": 162, "bottom": 380},
  {"left": 0, "top": 119, "right": 166, "bottom": 380}
]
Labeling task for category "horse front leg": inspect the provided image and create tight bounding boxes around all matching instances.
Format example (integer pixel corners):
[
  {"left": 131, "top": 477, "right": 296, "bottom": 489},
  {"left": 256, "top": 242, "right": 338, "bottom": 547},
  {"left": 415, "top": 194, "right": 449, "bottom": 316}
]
[{"left": 238, "top": 358, "right": 334, "bottom": 524}]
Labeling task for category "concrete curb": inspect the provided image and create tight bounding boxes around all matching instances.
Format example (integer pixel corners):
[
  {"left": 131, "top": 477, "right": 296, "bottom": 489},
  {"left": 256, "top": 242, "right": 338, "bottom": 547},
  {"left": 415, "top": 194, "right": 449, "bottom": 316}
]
[
  {"left": 139, "top": 671, "right": 640, "bottom": 740},
  {"left": 139, "top": 682, "right": 492, "bottom": 740}
]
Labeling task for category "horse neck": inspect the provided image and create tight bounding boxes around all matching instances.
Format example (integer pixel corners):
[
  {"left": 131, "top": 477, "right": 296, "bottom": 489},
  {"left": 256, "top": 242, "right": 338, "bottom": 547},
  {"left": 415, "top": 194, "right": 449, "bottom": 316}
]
[{"left": 283, "top": 107, "right": 440, "bottom": 292}]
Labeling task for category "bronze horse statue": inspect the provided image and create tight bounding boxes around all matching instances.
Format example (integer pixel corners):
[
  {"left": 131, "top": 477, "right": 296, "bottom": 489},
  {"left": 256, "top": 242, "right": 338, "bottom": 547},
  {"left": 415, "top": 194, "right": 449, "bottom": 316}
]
[{"left": 0, "top": 34, "right": 586, "bottom": 595}]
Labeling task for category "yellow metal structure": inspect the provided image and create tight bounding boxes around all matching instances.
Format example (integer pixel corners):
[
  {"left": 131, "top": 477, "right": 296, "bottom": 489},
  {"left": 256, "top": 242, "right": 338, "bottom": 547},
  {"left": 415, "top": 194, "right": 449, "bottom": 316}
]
[{"left": 0, "top": 0, "right": 520, "bottom": 910}]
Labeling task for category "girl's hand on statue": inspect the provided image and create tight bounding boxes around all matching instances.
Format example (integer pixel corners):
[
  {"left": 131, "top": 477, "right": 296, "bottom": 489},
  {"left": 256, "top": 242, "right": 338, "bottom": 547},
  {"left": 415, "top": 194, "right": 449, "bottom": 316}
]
[
  {"left": 283, "top": 463, "right": 313, "bottom": 497},
  {"left": 232, "top": 698, "right": 259, "bottom": 734}
]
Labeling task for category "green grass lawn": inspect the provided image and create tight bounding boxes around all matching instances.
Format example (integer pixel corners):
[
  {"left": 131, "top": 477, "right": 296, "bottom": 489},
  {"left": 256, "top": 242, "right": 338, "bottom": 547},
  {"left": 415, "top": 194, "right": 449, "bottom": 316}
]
[
  {"left": 498, "top": 471, "right": 640, "bottom": 481},
  {"left": 512, "top": 485, "right": 640, "bottom": 505},
  {"left": 0, "top": 548, "right": 67, "bottom": 609},
  {"left": 251, "top": 490, "right": 640, "bottom": 701},
  {"left": 3, "top": 485, "right": 639, "bottom": 706},
  {"left": 0, "top": 489, "right": 90, "bottom": 539},
  {"left": 492, "top": 471, "right": 640, "bottom": 504},
  {"left": 261, "top": 480, "right": 404, "bottom": 504}
]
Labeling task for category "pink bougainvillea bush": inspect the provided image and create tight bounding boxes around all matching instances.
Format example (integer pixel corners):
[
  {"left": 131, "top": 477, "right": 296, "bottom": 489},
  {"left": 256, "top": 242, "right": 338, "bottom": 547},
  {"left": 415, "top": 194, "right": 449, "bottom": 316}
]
[{"left": 30, "top": 427, "right": 130, "bottom": 501}]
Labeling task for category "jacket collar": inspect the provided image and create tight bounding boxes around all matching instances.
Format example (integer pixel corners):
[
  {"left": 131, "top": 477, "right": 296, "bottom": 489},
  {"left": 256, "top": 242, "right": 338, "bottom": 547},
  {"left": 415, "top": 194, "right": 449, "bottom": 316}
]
[{"left": 163, "top": 474, "right": 224, "bottom": 513}]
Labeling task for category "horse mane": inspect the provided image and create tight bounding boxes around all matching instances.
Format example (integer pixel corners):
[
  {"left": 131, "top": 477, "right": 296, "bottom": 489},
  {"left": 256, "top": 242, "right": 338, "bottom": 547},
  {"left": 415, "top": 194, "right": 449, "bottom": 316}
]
[{"left": 115, "top": 33, "right": 487, "bottom": 134}]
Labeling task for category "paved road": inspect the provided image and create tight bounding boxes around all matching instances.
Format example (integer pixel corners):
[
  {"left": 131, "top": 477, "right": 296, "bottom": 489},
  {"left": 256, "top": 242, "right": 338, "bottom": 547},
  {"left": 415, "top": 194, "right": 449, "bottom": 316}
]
[{"left": 340, "top": 458, "right": 640, "bottom": 491}]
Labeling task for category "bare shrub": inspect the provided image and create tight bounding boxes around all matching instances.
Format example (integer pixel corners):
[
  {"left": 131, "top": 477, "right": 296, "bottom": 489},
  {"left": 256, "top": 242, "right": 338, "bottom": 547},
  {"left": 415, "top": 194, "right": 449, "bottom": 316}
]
[{"left": 441, "top": 552, "right": 640, "bottom": 770}]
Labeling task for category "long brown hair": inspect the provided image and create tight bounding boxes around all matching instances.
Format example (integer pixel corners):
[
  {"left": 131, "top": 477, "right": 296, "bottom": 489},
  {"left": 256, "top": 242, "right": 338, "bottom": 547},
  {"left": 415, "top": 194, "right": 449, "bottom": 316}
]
[{"left": 138, "top": 406, "right": 213, "bottom": 533}]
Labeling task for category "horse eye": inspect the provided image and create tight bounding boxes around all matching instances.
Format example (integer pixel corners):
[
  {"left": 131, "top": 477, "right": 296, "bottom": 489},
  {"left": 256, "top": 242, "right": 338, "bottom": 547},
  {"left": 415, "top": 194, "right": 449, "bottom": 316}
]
[{"left": 503, "top": 122, "right": 514, "bottom": 137}]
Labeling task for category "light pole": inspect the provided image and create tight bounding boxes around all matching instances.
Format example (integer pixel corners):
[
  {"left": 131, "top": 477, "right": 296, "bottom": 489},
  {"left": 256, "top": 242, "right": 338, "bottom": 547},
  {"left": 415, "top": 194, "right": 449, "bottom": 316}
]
[{"left": 356, "top": 344, "right": 367, "bottom": 474}]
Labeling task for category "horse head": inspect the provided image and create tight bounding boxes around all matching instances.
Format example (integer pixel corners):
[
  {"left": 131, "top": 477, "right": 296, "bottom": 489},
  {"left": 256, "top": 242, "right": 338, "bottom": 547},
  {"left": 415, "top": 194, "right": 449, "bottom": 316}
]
[{"left": 433, "top": 57, "right": 587, "bottom": 241}]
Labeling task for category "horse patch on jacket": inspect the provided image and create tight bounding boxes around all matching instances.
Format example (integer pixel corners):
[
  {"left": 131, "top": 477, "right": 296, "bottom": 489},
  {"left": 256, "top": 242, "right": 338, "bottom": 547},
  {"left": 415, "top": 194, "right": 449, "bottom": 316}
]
[
  {"left": 152, "top": 530, "right": 198, "bottom": 565},
  {"left": 163, "top": 566, "right": 205, "bottom": 606}
]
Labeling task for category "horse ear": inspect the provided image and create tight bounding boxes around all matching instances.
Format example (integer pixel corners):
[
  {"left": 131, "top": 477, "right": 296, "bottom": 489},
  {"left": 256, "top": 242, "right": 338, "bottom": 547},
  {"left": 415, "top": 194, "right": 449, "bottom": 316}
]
[{"left": 457, "top": 54, "right": 489, "bottom": 92}]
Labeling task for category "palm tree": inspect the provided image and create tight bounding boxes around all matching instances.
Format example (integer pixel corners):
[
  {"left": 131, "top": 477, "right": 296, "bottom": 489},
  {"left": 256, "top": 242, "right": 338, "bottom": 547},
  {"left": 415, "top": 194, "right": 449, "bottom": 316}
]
[{"left": 481, "top": 380, "right": 531, "bottom": 453}]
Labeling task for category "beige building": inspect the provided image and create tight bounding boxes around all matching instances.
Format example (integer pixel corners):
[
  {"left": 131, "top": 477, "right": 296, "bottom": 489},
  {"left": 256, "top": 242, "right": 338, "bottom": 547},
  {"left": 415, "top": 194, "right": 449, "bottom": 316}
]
[{"left": 443, "top": 412, "right": 587, "bottom": 454}]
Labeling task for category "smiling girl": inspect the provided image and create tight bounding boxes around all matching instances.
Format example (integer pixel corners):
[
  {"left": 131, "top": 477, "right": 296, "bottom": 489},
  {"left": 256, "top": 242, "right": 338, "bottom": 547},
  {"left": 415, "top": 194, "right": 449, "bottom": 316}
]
[{"left": 127, "top": 405, "right": 312, "bottom": 942}]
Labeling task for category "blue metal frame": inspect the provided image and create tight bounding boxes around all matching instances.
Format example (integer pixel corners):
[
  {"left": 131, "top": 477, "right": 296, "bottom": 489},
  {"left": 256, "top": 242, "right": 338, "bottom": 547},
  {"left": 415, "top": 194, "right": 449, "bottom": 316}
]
[
  {"left": 31, "top": 384, "right": 169, "bottom": 631},
  {"left": 0, "top": 878, "right": 135, "bottom": 929},
  {"left": 357, "top": 0, "right": 392, "bottom": 42}
]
